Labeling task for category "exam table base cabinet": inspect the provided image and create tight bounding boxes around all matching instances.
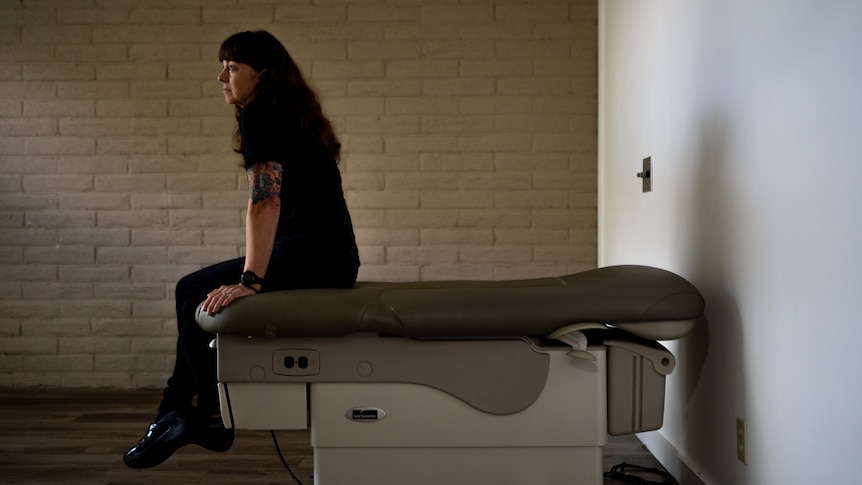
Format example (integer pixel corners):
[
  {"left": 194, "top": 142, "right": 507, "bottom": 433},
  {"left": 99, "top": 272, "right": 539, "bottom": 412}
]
[{"left": 215, "top": 334, "right": 674, "bottom": 485}]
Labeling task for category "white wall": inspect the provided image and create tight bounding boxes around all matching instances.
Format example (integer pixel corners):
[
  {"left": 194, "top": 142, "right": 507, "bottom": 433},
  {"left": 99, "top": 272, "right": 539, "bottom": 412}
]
[{"left": 600, "top": 0, "right": 862, "bottom": 483}]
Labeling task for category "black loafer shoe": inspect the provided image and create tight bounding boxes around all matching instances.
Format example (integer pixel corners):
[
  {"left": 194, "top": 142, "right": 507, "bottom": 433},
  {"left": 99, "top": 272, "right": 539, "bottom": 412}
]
[
  {"left": 192, "top": 419, "right": 234, "bottom": 453},
  {"left": 123, "top": 409, "right": 196, "bottom": 469}
]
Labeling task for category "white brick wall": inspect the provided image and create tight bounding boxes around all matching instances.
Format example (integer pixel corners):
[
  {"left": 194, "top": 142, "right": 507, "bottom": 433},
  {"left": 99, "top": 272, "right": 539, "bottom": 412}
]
[{"left": 0, "top": 0, "right": 597, "bottom": 388}]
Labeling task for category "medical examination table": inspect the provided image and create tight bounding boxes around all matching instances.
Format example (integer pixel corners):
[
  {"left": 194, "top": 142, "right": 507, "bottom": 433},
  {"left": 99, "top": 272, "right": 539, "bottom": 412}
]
[{"left": 196, "top": 265, "right": 704, "bottom": 484}]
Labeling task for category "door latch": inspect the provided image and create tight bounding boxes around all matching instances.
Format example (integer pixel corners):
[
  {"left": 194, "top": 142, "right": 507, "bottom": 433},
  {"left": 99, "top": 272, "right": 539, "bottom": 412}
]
[{"left": 637, "top": 157, "right": 652, "bottom": 192}]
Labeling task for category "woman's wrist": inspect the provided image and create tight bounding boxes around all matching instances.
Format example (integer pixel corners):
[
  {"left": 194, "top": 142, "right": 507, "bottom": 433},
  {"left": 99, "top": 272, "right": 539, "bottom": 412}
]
[{"left": 240, "top": 282, "right": 261, "bottom": 294}]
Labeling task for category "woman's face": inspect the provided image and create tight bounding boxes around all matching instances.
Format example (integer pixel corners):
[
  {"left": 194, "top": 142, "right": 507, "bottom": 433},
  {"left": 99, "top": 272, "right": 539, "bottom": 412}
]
[{"left": 218, "top": 60, "right": 260, "bottom": 107}]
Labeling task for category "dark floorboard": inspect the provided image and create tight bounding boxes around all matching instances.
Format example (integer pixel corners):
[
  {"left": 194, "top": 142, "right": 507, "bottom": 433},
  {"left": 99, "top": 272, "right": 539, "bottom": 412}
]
[{"left": 0, "top": 389, "right": 675, "bottom": 484}]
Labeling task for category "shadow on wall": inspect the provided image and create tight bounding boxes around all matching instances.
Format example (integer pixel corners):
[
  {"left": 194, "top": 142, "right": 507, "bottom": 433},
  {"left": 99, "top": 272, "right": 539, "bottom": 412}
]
[
  {"left": 676, "top": 112, "right": 749, "bottom": 484},
  {"left": 678, "top": 296, "right": 745, "bottom": 475},
  {"left": 680, "top": 315, "right": 709, "bottom": 404}
]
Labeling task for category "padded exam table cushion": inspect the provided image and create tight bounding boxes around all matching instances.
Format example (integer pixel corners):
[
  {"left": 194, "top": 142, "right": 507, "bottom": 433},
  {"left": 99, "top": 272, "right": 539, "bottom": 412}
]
[{"left": 197, "top": 265, "right": 704, "bottom": 341}]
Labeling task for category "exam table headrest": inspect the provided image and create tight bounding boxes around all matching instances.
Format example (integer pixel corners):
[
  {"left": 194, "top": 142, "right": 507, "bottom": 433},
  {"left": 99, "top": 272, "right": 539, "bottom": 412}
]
[{"left": 196, "top": 265, "right": 704, "bottom": 341}]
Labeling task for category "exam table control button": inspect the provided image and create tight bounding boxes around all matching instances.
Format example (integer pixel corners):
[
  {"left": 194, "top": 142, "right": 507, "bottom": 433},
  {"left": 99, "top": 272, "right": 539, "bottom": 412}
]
[
  {"left": 355, "top": 361, "right": 373, "bottom": 378},
  {"left": 272, "top": 349, "right": 320, "bottom": 376}
]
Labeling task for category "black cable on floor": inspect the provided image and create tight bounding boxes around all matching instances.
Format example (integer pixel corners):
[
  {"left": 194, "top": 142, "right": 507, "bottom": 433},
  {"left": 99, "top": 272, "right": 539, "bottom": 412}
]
[
  {"left": 604, "top": 461, "right": 675, "bottom": 484},
  {"left": 271, "top": 430, "right": 304, "bottom": 485}
]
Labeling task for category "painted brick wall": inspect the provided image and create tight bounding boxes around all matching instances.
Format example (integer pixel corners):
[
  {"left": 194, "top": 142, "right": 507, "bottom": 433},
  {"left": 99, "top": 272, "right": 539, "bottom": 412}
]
[{"left": 0, "top": 0, "right": 597, "bottom": 388}]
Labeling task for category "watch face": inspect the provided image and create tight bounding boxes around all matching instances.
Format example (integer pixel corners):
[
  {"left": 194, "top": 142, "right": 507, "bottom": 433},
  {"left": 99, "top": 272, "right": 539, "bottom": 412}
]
[
  {"left": 241, "top": 271, "right": 254, "bottom": 285},
  {"left": 242, "top": 271, "right": 262, "bottom": 286}
]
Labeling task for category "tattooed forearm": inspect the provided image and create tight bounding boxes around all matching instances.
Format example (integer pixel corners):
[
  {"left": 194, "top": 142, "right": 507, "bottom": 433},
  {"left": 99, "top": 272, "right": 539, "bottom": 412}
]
[{"left": 247, "top": 162, "right": 283, "bottom": 205}]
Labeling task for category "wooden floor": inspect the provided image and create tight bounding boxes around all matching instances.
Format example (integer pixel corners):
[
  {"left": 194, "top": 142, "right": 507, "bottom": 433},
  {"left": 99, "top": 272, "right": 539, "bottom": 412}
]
[{"left": 0, "top": 389, "right": 675, "bottom": 484}]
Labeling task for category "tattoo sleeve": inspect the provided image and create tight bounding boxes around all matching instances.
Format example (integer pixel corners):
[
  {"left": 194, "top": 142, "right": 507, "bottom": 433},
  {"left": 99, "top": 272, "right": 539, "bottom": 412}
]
[{"left": 247, "top": 161, "right": 283, "bottom": 205}]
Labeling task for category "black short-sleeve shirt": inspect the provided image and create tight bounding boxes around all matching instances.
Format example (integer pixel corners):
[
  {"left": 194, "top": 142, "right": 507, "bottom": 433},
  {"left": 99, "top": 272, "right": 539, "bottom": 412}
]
[{"left": 239, "top": 100, "right": 359, "bottom": 279}]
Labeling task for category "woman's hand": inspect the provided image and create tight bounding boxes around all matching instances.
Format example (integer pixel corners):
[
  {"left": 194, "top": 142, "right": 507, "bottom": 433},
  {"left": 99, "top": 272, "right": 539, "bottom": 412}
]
[{"left": 202, "top": 284, "right": 257, "bottom": 316}]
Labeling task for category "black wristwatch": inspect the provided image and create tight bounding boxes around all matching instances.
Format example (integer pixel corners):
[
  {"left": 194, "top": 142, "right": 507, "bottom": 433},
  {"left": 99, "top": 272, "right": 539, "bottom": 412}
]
[{"left": 240, "top": 270, "right": 265, "bottom": 292}]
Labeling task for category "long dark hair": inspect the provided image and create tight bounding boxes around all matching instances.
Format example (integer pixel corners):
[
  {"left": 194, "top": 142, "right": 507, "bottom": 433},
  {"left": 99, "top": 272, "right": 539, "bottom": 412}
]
[{"left": 218, "top": 30, "right": 341, "bottom": 162}]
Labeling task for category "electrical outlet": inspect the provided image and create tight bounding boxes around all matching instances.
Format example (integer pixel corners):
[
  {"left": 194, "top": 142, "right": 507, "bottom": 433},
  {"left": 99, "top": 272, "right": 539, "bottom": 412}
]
[
  {"left": 736, "top": 418, "right": 749, "bottom": 464},
  {"left": 272, "top": 349, "right": 320, "bottom": 376}
]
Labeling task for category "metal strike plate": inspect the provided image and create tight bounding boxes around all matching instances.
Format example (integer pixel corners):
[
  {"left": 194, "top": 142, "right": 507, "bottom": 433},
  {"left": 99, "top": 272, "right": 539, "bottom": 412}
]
[{"left": 637, "top": 157, "right": 652, "bottom": 192}]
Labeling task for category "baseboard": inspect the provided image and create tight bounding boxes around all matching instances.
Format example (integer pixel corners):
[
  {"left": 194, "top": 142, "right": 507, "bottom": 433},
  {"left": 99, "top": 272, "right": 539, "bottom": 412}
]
[{"left": 636, "top": 431, "right": 715, "bottom": 485}]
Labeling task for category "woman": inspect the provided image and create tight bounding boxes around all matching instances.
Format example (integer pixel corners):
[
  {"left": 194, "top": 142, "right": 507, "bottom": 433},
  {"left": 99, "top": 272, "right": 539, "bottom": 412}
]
[{"left": 124, "top": 30, "right": 360, "bottom": 469}]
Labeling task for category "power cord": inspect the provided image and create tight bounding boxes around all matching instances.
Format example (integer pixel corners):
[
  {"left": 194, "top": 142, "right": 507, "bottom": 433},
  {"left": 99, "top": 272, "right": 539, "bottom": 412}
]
[
  {"left": 270, "top": 430, "right": 304, "bottom": 485},
  {"left": 604, "top": 462, "right": 675, "bottom": 484}
]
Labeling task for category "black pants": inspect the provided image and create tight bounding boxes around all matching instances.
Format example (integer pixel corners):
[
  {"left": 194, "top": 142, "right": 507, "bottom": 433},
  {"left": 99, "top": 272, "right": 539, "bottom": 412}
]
[{"left": 159, "top": 253, "right": 358, "bottom": 419}]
